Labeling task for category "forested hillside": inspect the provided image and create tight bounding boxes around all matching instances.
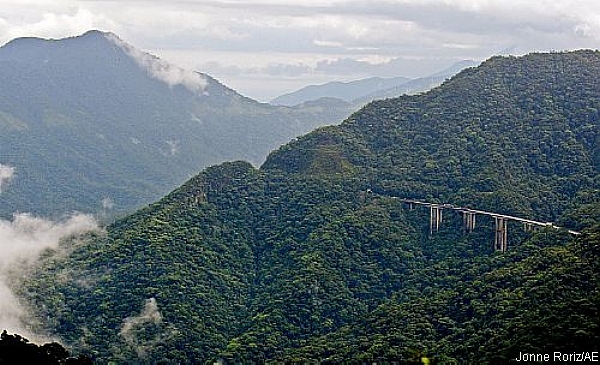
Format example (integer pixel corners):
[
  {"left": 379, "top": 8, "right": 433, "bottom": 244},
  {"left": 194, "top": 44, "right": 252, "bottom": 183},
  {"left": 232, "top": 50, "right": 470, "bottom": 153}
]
[
  {"left": 20, "top": 51, "right": 599, "bottom": 364},
  {"left": 0, "top": 31, "right": 351, "bottom": 218}
]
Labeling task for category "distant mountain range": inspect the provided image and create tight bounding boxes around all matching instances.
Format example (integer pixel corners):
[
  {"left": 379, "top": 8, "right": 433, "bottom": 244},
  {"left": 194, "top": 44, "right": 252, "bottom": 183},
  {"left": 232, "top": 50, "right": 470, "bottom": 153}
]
[
  {"left": 356, "top": 59, "right": 479, "bottom": 103},
  {"left": 270, "top": 60, "right": 479, "bottom": 107},
  {"left": 270, "top": 76, "right": 411, "bottom": 106},
  {"left": 0, "top": 30, "right": 352, "bottom": 218}
]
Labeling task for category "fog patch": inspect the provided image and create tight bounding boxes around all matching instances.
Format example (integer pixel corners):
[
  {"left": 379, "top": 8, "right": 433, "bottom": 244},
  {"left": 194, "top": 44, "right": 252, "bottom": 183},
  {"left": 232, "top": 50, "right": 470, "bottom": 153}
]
[
  {"left": 0, "top": 213, "right": 98, "bottom": 341},
  {"left": 0, "top": 163, "right": 15, "bottom": 194},
  {"left": 166, "top": 140, "right": 179, "bottom": 156},
  {"left": 101, "top": 197, "right": 115, "bottom": 211},
  {"left": 120, "top": 298, "right": 175, "bottom": 359},
  {"left": 105, "top": 33, "right": 207, "bottom": 94}
]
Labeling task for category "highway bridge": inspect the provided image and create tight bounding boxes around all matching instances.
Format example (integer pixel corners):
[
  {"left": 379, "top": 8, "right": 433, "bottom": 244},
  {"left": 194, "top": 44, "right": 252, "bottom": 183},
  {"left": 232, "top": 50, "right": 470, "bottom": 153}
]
[{"left": 380, "top": 195, "right": 580, "bottom": 252}]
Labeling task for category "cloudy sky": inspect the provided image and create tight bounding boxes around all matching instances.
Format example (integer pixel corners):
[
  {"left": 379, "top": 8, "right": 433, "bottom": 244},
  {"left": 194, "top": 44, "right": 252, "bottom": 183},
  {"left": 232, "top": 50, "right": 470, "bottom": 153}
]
[{"left": 1, "top": 0, "right": 599, "bottom": 101}]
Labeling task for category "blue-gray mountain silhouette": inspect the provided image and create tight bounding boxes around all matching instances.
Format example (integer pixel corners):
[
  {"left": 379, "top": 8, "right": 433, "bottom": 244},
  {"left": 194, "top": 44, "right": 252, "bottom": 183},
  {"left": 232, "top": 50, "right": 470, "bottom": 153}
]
[{"left": 0, "top": 30, "right": 351, "bottom": 218}]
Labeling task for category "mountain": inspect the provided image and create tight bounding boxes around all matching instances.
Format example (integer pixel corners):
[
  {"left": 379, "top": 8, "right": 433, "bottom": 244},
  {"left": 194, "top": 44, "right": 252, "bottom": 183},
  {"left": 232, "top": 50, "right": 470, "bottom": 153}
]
[
  {"left": 280, "top": 224, "right": 600, "bottom": 363},
  {"left": 0, "top": 30, "right": 352, "bottom": 218},
  {"left": 270, "top": 60, "right": 479, "bottom": 108},
  {"left": 356, "top": 60, "right": 480, "bottom": 103},
  {"left": 270, "top": 76, "right": 411, "bottom": 106},
  {"left": 20, "top": 51, "right": 600, "bottom": 363}
]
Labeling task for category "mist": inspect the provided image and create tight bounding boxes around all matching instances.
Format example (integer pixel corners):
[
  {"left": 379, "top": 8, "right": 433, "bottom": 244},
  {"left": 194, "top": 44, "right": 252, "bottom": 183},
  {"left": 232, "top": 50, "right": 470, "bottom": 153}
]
[
  {"left": 120, "top": 297, "right": 173, "bottom": 359},
  {"left": 0, "top": 212, "right": 98, "bottom": 341},
  {"left": 105, "top": 33, "right": 208, "bottom": 94},
  {"left": 0, "top": 164, "right": 15, "bottom": 193}
]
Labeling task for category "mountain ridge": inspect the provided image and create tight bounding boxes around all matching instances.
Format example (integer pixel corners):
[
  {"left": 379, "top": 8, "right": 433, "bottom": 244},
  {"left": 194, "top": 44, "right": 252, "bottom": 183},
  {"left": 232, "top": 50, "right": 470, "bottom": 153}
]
[
  {"left": 270, "top": 60, "right": 479, "bottom": 107},
  {"left": 270, "top": 76, "right": 411, "bottom": 106},
  {"left": 0, "top": 30, "right": 352, "bottom": 218},
  {"left": 19, "top": 50, "right": 600, "bottom": 364}
]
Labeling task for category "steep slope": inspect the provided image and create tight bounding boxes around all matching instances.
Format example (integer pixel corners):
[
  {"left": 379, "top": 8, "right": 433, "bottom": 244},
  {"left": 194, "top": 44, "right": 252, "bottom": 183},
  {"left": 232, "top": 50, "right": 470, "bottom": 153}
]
[
  {"left": 24, "top": 162, "right": 419, "bottom": 363},
  {"left": 265, "top": 52, "right": 598, "bottom": 221},
  {"left": 0, "top": 30, "right": 351, "bottom": 218},
  {"left": 20, "top": 51, "right": 600, "bottom": 364},
  {"left": 279, "top": 223, "right": 600, "bottom": 363}
]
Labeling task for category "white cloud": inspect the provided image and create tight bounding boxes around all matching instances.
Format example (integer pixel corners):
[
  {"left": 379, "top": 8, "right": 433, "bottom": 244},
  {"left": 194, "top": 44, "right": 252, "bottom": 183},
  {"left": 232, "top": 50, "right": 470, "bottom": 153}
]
[
  {"left": 381, "top": 0, "right": 600, "bottom": 39},
  {"left": 0, "top": 6, "right": 117, "bottom": 45},
  {"left": 314, "top": 39, "right": 344, "bottom": 48},
  {"left": 0, "top": 212, "right": 98, "bottom": 340},
  {"left": 105, "top": 33, "right": 207, "bottom": 94},
  {"left": 165, "top": 140, "right": 180, "bottom": 156},
  {"left": 120, "top": 298, "right": 173, "bottom": 359},
  {"left": 120, "top": 298, "right": 162, "bottom": 340}
]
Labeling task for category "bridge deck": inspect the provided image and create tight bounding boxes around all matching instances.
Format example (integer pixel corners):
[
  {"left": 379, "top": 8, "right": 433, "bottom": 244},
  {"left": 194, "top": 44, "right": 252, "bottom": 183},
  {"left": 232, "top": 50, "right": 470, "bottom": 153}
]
[{"left": 396, "top": 198, "right": 581, "bottom": 236}]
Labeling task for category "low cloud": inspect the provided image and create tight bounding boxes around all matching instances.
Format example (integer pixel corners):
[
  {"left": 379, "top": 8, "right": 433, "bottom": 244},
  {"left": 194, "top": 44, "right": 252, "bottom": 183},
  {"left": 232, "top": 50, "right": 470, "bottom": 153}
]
[
  {"left": 120, "top": 298, "right": 173, "bottom": 359},
  {"left": 0, "top": 164, "right": 15, "bottom": 194},
  {"left": 0, "top": 213, "right": 98, "bottom": 341},
  {"left": 105, "top": 33, "right": 208, "bottom": 94},
  {"left": 102, "top": 197, "right": 115, "bottom": 210}
]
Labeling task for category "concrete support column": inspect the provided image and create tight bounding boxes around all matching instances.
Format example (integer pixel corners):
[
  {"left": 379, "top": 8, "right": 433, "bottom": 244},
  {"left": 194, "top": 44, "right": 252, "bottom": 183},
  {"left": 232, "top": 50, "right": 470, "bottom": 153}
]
[
  {"left": 494, "top": 217, "right": 508, "bottom": 252},
  {"left": 430, "top": 206, "right": 442, "bottom": 234},
  {"left": 463, "top": 211, "right": 476, "bottom": 233}
]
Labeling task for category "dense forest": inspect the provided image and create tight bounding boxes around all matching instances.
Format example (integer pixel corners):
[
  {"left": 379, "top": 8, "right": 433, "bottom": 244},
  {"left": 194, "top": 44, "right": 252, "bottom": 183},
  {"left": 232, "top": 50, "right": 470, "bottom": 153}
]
[{"left": 18, "top": 51, "right": 599, "bottom": 363}]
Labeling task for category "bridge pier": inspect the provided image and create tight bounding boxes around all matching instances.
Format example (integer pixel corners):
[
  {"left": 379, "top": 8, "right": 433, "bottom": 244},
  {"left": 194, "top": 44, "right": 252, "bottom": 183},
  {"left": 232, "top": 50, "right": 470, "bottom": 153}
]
[
  {"left": 396, "top": 196, "right": 580, "bottom": 253},
  {"left": 463, "top": 211, "right": 476, "bottom": 233},
  {"left": 494, "top": 217, "right": 508, "bottom": 252},
  {"left": 430, "top": 206, "right": 443, "bottom": 234},
  {"left": 523, "top": 222, "right": 535, "bottom": 232}
]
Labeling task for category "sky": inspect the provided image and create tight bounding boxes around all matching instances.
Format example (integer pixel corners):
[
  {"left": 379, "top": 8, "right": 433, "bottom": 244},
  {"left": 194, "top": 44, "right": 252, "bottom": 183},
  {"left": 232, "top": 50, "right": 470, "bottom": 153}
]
[{"left": 1, "top": 0, "right": 599, "bottom": 101}]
